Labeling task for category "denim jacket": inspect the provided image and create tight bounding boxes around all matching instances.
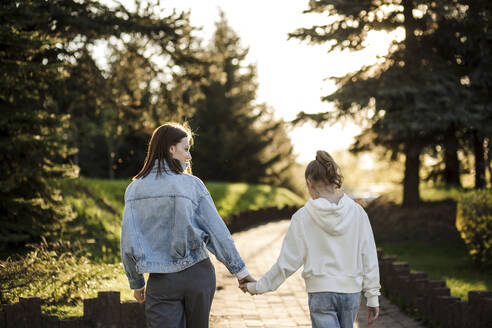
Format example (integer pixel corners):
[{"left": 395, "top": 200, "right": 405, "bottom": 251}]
[{"left": 120, "top": 160, "right": 246, "bottom": 290}]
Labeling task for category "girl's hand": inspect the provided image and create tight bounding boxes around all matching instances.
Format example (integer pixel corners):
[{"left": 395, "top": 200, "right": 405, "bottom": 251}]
[
  {"left": 239, "top": 283, "right": 251, "bottom": 294},
  {"left": 239, "top": 282, "right": 258, "bottom": 295},
  {"left": 367, "top": 306, "right": 379, "bottom": 325},
  {"left": 134, "top": 288, "right": 145, "bottom": 303},
  {"left": 238, "top": 275, "right": 256, "bottom": 293}
]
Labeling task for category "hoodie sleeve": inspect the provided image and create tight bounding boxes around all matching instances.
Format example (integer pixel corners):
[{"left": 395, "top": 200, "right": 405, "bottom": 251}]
[
  {"left": 361, "top": 211, "right": 381, "bottom": 307},
  {"left": 253, "top": 216, "right": 306, "bottom": 294}
]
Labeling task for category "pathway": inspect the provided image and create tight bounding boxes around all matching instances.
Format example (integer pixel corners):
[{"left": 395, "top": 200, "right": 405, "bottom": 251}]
[{"left": 210, "top": 220, "right": 425, "bottom": 328}]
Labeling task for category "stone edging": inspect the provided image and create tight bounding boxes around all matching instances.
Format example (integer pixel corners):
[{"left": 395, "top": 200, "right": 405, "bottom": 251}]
[{"left": 378, "top": 249, "right": 492, "bottom": 328}]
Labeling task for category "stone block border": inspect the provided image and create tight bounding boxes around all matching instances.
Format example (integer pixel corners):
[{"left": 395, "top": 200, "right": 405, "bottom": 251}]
[{"left": 378, "top": 249, "right": 492, "bottom": 328}]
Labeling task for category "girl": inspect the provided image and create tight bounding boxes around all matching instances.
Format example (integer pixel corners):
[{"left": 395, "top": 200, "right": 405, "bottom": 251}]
[
  {"left": 120, "top": 123, "right": 254, "bottom": 328},
  {"left": 241, "top": 150, "right": 380, "bottom": 328}
]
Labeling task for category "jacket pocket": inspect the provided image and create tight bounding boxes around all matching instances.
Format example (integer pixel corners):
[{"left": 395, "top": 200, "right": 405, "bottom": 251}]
[
  {"left": 170, "top": 225, "right": 201, "bottom": 259},
  {"left": 169, "top": 196, "right": 202, "bottom": 259},
  {"left": 170, "top": 243, "right": 186, "bottom": 259}
]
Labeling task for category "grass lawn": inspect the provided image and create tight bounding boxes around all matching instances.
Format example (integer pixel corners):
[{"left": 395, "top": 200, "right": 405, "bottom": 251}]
[
  {"left": 205, "top": 181, "right": 305, "bottom": 218},
  {"left": 379, "top": 241, "right": 492, "bottom": 300},
  {"left": 381, "top": 184, "right": 476, "bottom": 205},
  {"left": 1, "top": 177, "right": 304, "bottom": 318},
  {"left": 374, "top": 185, "right": 492, "bottom": 301}
]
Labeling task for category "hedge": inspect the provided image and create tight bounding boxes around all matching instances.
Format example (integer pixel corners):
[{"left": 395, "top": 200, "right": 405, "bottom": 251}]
[{"left": 456, "top": 189, "right": 492, "bottom": 269}]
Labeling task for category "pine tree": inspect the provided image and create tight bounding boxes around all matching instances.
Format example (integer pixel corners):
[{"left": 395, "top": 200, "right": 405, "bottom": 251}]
[
  {"left": 0, "top": 0, "right": 198, "bottom": 251},
  {"left": 459, "top": 1, "right": 492, "bottom": 188},
  {"left": 0, "top": 1, "right": 76, "bottom": 250},
  {"left": 290, "top": 0, "right": 480, "bottom": 206},
  {"left": 190, "top": 12, "right": 295, "bottom": 184}
]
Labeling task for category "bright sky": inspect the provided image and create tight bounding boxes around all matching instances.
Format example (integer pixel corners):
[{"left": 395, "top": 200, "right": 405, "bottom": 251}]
[{"left": 100, "top": 0, "right": 400, "bottom": 163}]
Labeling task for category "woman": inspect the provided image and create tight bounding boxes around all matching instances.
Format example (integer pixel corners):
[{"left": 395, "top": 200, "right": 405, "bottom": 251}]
[
  {"left": 241, "top": 150, "right": 380, "bottom": 328},
  {"left": 120, "top": 122, "right": 254, "bottom": 328}
]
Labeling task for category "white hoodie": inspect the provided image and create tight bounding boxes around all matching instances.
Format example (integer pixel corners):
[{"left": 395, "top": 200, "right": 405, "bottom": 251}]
[{"left": 247, "top": 194, "right": 381, "bottom": 307}]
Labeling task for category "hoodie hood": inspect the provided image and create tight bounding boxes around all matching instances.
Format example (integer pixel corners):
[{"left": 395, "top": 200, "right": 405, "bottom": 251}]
[{"left": 305, "top": 194, "right": 356, "bottom": 236}]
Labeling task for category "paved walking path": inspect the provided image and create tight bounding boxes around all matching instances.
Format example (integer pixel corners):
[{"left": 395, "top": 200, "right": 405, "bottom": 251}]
[{"left": 210, "top": 220, "right": 425, "bottom": 328}]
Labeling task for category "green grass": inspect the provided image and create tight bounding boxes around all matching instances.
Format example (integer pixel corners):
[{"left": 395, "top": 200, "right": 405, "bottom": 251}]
[
  {"left": 59, "top": 178, "right": 125, "bottom": 263},
  {"left": 380, "top": 184, "right": 476, "bottom": 205},
  {"left": 2, "top": 178, "right": 303, "bottom": 318},
  {"left": 76, "top": 178, "right": 128, "bottom": 214},
  {"left": 379, "top": 241, "right": 492, "bottom": 300},
  {"left": 205, "top": 181, "right": 305, "bottom": 218}
]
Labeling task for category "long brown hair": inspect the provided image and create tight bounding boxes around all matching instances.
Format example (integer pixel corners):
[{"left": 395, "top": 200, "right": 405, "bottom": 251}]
[
  {"left": 305, "top": 150, "right": 343, "bottom": 189},
  {"left": 133, "top": 123, "right": 193, "bottom": 180}
]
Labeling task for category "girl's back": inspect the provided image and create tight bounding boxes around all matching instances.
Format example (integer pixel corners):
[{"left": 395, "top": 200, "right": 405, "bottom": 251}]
[{"left": 297, "top": 195, "right": 376, "bottom": 294}]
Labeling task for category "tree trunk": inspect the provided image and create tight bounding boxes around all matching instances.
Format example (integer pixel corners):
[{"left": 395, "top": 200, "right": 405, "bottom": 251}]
[
  {"left": 473, "top": 130, "right": 486, "bottom": 189},
  {"left": 443, "top": 125, "right": 461, "bottom": 186},
  {"left": 403, "top": 0, "right": 417, "bottom": 64},
  {"left": 403, "top": 142, "right": 421, "bottom": 207},
  {"left": 402, "top": 0, "right": 420, "bottom": 208}
]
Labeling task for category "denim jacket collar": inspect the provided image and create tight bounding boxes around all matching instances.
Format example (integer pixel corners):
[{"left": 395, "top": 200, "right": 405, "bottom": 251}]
[{"left": 150, "top": 159, "right": 188, "bottom": 175}]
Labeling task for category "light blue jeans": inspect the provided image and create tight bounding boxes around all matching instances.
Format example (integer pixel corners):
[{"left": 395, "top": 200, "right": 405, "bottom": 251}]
[{"left": 308, "top": 292, "right": 361, "bottom": 328}]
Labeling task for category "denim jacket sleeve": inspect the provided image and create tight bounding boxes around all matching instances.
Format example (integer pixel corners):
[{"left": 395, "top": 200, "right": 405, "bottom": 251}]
[
  {"left": 195, "top": 192, "right": 245, "bottom": 275},
  {"left": 120, "top": 201, "right": 146, "bottom": 290},
  {"left": 121, "top": 251, "right": 145, "bottom": 290}
]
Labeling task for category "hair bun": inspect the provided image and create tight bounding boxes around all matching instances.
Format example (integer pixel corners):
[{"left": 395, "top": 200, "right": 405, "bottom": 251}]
[
  {"left": 315, "top": 150, "right": 332, "bottom": 166},
  {"left": 305, "top": 150, "right": 343, "bottom": 189}
]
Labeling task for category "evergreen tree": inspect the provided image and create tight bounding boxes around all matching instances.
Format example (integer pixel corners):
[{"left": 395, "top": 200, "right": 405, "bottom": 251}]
[
  {"left": 459, "top": 1, "right": 492, "bottom": 188},
  {"left": 1, "top": 1, "right": 76, "bottom": 251},
  {"left": 0, "top": 0, "right": 198, "bottom": 251},
  {"left": 190, "top": 13, "right": 296, "bottom": 184},
  {"left": 290, "top": 0, "right": 481, "bottom": 206}
]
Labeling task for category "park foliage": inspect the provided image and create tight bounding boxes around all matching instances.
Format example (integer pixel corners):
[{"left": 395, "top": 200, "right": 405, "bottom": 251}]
[
  {"left": 457, "top": 189, "right": 492, "bottom": 268},
  {"left": 1, "top": 1, "right": 298, "bottom": 254}
]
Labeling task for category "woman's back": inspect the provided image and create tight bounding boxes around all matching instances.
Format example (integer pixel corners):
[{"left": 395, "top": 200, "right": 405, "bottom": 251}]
[
  {"left": 122, "top": 160, "right": 211, "bottom": 273},
  {"left": 126, "top": 162, "right": 205, "bottom": 204}
]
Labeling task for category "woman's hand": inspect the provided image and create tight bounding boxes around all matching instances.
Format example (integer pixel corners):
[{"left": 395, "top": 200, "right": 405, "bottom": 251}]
[
  {"left": 367, "top": 306, "right": 379, "bottom": 325},
  {"left": 238, "top": 275, "right": 256, "bottom": 293},
  {"left": 134, "top": 288, "right": 145, "bottom": 303},
  {"left": 239, "top": 282, "right": 257, "bottom": 295}
]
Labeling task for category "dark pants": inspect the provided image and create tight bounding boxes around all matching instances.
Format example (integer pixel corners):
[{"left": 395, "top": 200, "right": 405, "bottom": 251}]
[{"left": 145, "top": 258, "right": 216, "bottom": 328}]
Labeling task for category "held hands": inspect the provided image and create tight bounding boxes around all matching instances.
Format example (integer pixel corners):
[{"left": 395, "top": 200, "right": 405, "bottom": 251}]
[
  {"left": 239, "top": 282, "right": 253, "bottom": 294},
  {"left": 367, "top": 306, "right": 379, "bottom": 326},
  {"left": 133, "top": 288, "right": 145, "bottom": 303},
  {"left": 237, "top": 274, "right": 256, "bottom": 295}
]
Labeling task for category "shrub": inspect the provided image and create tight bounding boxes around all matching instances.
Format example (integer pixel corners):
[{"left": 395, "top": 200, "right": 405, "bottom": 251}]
[
  {"left": 0, "top": 238, "right": 121, "bottom": 317},
  {"left": 456, "top": 189, "right": 492, "bottom": 269}
]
